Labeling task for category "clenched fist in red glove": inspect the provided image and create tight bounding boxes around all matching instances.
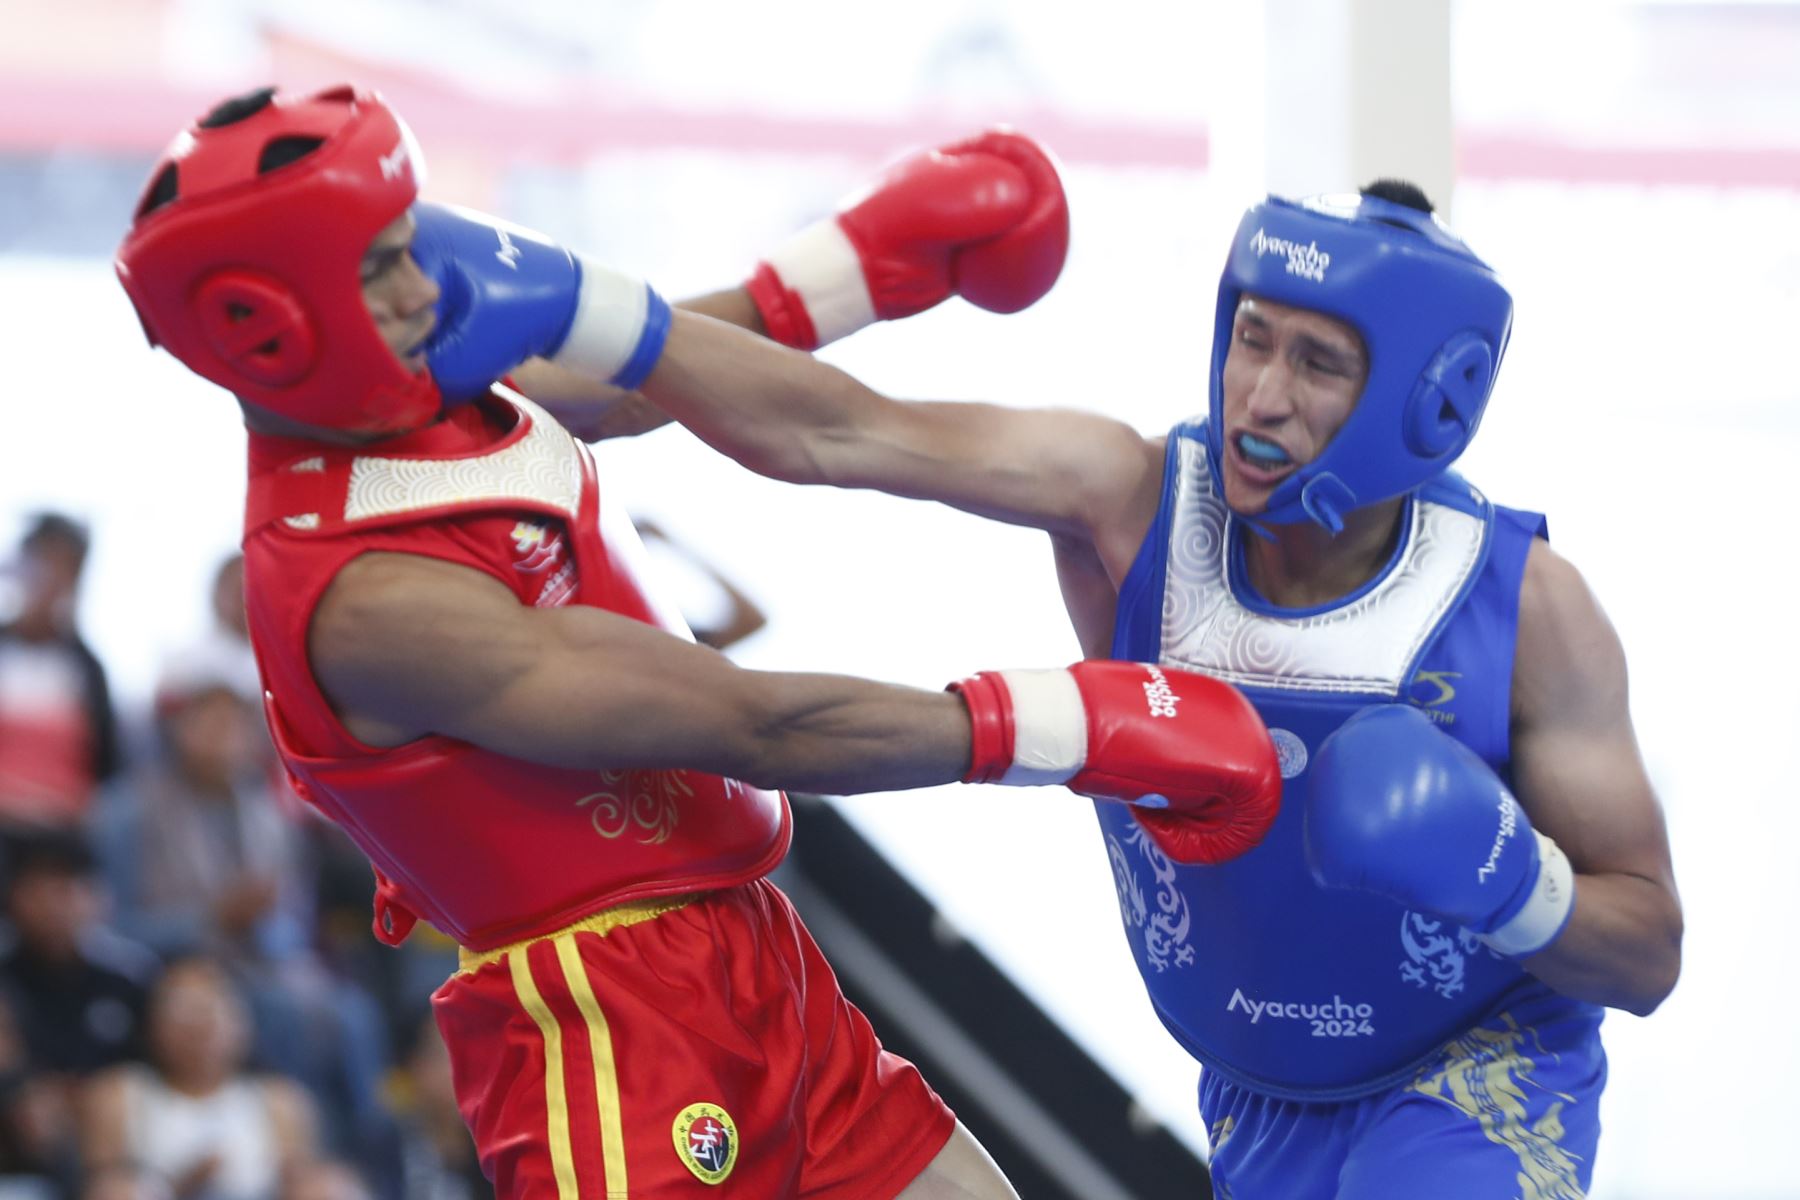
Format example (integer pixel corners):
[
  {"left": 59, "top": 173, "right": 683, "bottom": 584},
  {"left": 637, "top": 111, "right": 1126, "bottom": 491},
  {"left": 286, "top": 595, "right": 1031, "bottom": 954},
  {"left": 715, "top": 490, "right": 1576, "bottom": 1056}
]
[
  {"left": 950, "top": 662, "right": 1282, "bottom": 865},
  {"left": 748, "top": 128, "right": 1069, "bottom": 350}
]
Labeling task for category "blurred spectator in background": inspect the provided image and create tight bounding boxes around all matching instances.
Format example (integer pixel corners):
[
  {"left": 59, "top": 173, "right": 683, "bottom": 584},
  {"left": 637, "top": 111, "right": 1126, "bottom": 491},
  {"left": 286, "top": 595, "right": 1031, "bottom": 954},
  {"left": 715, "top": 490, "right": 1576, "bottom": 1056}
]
[
  {"left": 276, "top": 1161, "right": 371, "bottom": 1200},
  {"left": 206, "top": 556, "right": 250, "bottom": 647},
  {"left": 91, "top": 646, "right": 390, "bottom": 1160},
  {"left": 0, "top": 983, "right": 63, "bottom": 1193},
  {"left": 365, "top": 1013, "right": 483, "bottom": 1200},
  {"left": 0, "top": 515, "right": 121, "bottom": 836},
  {"left": 79, "top": 1164, "right": 174, "bottom": 1200},
  {"left": 80, "top": 958, "right": 315, "bottom": 1200},
  {"left": 306, "top": 841, "right": 457, "bottom": 1094},
  {"left": 634, "top": 519, "right": 766, "bottom": 651},
  {"left": 194, "top": 556, "right": 266, "bottom": 771},
  {"left": 0, "top": 831, "right": 156, "bottom": 1190},
  {"left": 191, "top": 554, "right": 264, "bottom": 765},
  {"left": 93, "top": 641, "right": 296, "bottom": 964}
]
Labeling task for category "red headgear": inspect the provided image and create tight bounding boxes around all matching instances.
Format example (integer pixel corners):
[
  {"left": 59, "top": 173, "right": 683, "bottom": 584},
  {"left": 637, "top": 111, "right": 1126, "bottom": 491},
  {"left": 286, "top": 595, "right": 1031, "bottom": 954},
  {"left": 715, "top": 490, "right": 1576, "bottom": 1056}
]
[{"left": 116, "top": 84, "right": 442, "bottom": 436}]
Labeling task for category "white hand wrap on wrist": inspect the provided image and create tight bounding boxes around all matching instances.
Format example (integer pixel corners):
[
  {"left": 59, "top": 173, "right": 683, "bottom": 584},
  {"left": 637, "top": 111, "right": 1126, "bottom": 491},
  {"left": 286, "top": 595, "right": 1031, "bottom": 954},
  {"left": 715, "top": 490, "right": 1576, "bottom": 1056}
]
[
  {"left": 1482, "top": 830, "right": 1575, "bottom": 957},
  {"left": 552, "top": 255, "right": 664, "bottom": 388},
  {"left": 761, "top": 218, "right": 877, "bottom": 347},
  {"left": 992, "top": 669, "right": 1088, "bottom": 787}
]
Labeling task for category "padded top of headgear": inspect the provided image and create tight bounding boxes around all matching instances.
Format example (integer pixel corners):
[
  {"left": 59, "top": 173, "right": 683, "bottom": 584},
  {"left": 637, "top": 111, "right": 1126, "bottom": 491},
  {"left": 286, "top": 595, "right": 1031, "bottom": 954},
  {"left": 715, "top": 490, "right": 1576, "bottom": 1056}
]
[
  {"left": 115, "top": 85, "right": 439, "bottom": 436},
  {"left": 1205, "top": 192, "right": 1513, "bottom": 532}
]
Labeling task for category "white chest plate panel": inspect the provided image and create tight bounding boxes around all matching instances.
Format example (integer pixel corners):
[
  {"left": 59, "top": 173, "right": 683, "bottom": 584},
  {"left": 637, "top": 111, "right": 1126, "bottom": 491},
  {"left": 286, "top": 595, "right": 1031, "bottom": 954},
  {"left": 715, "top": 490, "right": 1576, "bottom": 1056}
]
[{"left": 1159, "top": 438, "right": 1486, "bottom": 696}]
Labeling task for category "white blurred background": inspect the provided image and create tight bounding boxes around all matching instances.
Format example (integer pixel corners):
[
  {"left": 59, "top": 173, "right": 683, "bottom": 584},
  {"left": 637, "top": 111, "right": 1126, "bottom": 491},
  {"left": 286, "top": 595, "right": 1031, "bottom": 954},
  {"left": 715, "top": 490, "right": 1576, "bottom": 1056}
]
[{"left": 3, "top": 1, "right": 1798, "bottom": 1196}]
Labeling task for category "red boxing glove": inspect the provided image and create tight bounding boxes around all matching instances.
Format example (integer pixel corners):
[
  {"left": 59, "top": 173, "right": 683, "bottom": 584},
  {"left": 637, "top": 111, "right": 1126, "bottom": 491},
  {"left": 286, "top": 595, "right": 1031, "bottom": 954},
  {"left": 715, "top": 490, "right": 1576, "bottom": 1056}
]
[
  {"left": 950, "top": 662, "right": 1282, "bottom": 865},
  {"left": 748, "top": 128, "right": 1070, "bottom": 349}
]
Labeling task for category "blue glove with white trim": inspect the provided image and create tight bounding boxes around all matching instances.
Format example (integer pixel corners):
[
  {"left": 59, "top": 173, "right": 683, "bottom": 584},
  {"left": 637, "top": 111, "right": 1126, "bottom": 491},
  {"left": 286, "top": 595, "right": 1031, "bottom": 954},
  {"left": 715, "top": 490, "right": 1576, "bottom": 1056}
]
[
  {"left": 1305, "top": 704, "right": 1574, "bottom": 957},
  {"left": 412, "top": 202, "right": 671, "bottom": 401}
]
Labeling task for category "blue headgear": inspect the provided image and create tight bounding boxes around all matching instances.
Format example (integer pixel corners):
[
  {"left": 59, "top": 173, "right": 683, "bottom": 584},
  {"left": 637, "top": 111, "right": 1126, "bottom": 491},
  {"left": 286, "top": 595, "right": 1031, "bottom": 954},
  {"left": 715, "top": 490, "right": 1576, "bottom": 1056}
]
[{"left": 1204, "top": 193, "right": 1513, "bottom": 533}]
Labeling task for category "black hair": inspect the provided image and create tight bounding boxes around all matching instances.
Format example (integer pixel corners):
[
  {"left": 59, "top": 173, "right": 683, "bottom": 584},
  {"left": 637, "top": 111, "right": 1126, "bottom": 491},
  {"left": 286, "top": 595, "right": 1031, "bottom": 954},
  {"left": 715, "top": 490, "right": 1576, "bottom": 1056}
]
[
  {"left": 1359, "top": 178, "right": 1435, "bottom": 215},
  {"left": 4, "top": 828, "right": 99, "bottom": 887},
  {"left": 136, "top": 85, "right": 322, "bottom": 220},
  {"left": 20, "top": 511, "right": 89, "bottom": 558}
]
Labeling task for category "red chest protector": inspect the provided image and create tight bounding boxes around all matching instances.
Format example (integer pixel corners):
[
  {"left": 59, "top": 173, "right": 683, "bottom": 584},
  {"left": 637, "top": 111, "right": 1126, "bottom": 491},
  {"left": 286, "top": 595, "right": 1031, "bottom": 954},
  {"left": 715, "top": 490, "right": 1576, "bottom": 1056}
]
[{"left": 241, "top": 390, "right": 789, "bottom": 951}]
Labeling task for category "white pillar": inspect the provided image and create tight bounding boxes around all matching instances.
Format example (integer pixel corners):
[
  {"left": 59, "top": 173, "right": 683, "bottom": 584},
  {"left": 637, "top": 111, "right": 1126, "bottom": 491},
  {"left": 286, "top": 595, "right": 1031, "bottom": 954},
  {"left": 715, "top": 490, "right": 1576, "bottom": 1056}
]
[{"left": 1224, "top": 0, "right": 1455, "bottom": 214}]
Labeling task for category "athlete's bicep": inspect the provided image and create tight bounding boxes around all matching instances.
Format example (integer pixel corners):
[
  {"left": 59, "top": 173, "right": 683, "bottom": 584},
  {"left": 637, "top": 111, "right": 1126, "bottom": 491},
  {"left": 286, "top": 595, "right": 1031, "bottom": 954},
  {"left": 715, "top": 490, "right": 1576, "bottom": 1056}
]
[
  {"left": 1509, "top": 543, "right": 1675, "bottom": 891},
  {"left": 309, "top": 551, "right": 760, "bottom": 770}
]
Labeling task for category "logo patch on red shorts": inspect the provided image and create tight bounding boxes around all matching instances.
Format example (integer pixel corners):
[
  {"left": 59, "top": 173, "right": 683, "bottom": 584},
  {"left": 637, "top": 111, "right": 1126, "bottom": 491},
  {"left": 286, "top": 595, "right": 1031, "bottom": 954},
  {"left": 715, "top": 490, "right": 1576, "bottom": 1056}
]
[{"left": 672, "top": 1102, "right": 737, "bottom": 1185}]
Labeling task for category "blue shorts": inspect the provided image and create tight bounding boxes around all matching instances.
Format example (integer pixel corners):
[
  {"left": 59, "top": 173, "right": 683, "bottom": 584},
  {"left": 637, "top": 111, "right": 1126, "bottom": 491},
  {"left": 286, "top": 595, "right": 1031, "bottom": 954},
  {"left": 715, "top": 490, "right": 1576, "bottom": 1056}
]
[{"left": 1200, "top": 997, "right": 1606, "bottom": 1200}]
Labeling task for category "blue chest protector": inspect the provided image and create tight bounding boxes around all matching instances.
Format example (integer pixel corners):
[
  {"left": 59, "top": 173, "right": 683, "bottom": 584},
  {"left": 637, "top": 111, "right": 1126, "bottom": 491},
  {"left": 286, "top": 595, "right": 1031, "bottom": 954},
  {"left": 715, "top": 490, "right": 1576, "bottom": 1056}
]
[{"left": 1103, "top": 420, "right": 1599, "bottom": 1101}]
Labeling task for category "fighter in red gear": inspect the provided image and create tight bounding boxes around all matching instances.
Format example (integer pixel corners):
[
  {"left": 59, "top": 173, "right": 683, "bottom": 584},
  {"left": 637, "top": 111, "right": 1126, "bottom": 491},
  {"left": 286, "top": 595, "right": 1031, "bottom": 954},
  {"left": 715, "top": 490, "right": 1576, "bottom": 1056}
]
[{"left": 116, "top": 85, "right": 1279, "bottom": 1200}]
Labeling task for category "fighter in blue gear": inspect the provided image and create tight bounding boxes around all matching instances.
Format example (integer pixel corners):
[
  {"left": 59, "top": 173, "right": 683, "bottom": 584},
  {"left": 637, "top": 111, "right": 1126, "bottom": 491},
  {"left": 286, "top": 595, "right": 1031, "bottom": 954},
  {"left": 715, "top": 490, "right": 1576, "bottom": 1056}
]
[{"left": 485, "top": 176, "right": 1683, "bottom": 1200}]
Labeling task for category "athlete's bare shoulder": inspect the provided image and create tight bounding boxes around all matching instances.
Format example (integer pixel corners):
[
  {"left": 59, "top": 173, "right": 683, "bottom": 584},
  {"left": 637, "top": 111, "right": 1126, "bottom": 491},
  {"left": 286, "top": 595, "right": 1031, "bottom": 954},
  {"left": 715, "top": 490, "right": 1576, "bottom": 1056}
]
[
  {"left": 1077, "top": 430, "right": 1168, "bottom": 580},
  {"left": 1512, "top": 538, "right": 1627, "bottom": 732}
]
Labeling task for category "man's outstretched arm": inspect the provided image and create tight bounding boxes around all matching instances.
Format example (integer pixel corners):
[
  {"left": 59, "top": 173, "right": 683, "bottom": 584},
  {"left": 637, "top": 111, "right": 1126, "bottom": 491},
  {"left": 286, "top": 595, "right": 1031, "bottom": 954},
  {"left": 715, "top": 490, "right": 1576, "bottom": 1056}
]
[
  {"left": 312, "top": 551, "right": 969, "bottom": 793},
  {"left": 510, "top": 126, "right": 1060, "bottom": 439},
  {"left": 641, "top": 309, "right": 1161, "bottom": 541},
  {"left": 512, "top": 299, "right": 1159, "bottom": 552},
  {"left": 433, "top": 131, "right": 1163, "bottom": 555},
  {"left": 507, "top": 288, "right": 759, "bottom": 440},
  {"left": 308, "top": 550, "right": 1281, "bottom": 863}
]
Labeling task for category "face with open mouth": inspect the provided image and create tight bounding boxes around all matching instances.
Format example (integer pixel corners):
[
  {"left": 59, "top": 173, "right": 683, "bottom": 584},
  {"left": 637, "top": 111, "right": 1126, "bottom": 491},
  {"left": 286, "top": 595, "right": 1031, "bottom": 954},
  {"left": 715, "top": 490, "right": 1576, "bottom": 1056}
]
[
  {"left": 361, "top": 210, "right": 440, "bottom": 374},
  {"left": 1218, "top": 295, "right": 1369, "bottom": 515}
]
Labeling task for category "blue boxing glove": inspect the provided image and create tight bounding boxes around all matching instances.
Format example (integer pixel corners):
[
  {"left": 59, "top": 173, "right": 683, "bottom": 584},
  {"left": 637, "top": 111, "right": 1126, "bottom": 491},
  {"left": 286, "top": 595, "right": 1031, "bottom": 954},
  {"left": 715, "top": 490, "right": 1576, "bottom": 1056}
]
[
  {"left": 1305, "top": 705, "right": 1574, "bottom": 957},
  {"left": 410, "top": 203, "right": 672, "bottom": 401}
]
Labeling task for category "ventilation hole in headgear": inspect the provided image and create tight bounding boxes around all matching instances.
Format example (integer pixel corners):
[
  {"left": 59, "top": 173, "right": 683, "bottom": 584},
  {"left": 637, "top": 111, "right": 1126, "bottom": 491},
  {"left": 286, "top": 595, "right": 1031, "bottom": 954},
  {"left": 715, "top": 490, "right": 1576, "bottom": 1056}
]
[
  {"left": 199, "top": 86, "right": 277, "bottom": 129},
  {"left": 258, "top": 136, "right": 325, "bottom": 175},
  {"left": 1439, "top": 398, "right": 1461, "bottom": 426},
  {"left": 223, "top": 302, "right": 281, "bottom": 356},
  {"left": 135, "top": 164, "right": 180, "bottom": 219}
]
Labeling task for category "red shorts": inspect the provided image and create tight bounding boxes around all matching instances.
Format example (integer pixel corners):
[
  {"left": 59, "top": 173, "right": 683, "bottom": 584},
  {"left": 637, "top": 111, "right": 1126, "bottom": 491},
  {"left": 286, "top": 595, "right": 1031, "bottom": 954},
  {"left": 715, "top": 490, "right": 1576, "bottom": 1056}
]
[{"left": 432, "top": 878, "right": 955, "bottom": 1198}]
